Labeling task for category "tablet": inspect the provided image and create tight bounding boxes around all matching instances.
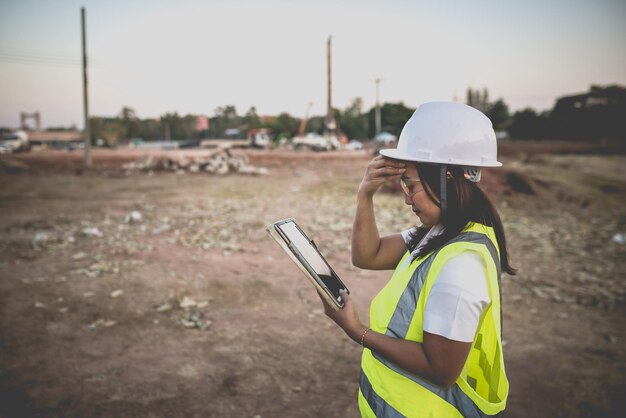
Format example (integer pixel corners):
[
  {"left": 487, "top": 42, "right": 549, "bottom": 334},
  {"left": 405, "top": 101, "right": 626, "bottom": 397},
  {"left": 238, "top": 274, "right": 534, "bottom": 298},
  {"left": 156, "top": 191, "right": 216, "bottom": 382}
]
[{"left": 266, "top": 218, "right": 349, "bottom": 310}]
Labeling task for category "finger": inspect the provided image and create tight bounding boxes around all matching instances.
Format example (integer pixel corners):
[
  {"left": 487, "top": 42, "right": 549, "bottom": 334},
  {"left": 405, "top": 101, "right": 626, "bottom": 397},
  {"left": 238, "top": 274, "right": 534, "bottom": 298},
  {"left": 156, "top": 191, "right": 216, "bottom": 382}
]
[
  {"left": 371, "top": 160, "right": 406, "bottom": 173},
  {"left": 381, "top": 157, "right": 407, "bottom": 168},
  {"left": 316, "top": 290, "right": 336, "bottom": 314},
  {"left": 339, "top": 289, "right": 352, "bottom": 304},
  {"left": 372, "top": 166, "right": 405, "bottom": 177},
  {"left": 371, "top": 157, "right": 397, "bottom": 168},
  {"left": 370, "top": 155, "right": 384, "bottom": 165}
]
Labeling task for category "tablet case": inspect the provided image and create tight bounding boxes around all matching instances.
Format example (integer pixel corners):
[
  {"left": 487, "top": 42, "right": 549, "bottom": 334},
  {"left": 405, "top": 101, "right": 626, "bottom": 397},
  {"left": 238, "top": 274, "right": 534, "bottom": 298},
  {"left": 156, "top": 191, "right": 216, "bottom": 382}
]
[{"left": 266, "top": 218, "right": 345, "bottom": 311}]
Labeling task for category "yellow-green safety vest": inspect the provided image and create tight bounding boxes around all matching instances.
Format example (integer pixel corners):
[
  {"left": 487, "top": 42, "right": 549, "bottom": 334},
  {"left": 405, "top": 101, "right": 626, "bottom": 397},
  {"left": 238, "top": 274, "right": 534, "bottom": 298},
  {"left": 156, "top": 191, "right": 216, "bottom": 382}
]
[{"left": 358, "top": 222, "right": 509, "bottom": 417}]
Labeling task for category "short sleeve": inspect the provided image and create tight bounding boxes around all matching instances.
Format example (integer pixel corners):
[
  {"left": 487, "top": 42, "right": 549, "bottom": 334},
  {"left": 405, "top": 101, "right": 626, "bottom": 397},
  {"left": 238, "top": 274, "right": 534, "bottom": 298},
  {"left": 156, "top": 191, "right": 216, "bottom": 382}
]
[
  {"left": 400, "top": 228, "right": 416, "bottom": 244},
  {"left": 423, "top": 251, "right": 490, "bottom": 342}
]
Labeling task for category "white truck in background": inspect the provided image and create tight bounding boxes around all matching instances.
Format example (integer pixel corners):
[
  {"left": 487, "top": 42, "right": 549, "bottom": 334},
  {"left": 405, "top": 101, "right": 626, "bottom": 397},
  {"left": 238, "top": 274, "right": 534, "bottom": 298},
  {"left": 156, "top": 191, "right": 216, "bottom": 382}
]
[
  {"left": 0, "top": 130, "right": 30, "bottom": 154},
  {"left": 291, "top": 132, "right": 341, "bottom": 151}
]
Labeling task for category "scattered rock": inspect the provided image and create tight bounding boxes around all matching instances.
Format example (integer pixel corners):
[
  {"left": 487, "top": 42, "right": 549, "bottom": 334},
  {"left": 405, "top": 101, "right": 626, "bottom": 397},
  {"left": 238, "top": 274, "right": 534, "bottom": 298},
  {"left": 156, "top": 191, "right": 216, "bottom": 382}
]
[
  {"left": 181, "top": 310, "right": 211, "bottom": 330},
  {"left": 612, "top": 233, "right": 625, "bottom": 245},
  {"left": 88, "top": 319, "right": 117, "bottom": 329},
  {"left": 125, "top": 211, "right": 143, "bottom": 224},
  {"left": 110, "top": 289, "right": 124, "bottom": 298},
  {"left": 153, "top": 224, "right": 171, "bottom": 234},
  {"left": 32, "top": 232, "right": 50, "bottom": 249},
  {"left": 179, "top": 296, "right": 197, "bottom": 309},
  {"left": 34, "top": 301, "right": 47, "bottom": 308},
  {"left": 155, "top": 302, "right": 173, "bottom": 313},
  {"left": 82, "top": 227, "right": 103, "bottom": 238},
  {"left": 72, "top": 261, "right": 120, "bottom": 278}
]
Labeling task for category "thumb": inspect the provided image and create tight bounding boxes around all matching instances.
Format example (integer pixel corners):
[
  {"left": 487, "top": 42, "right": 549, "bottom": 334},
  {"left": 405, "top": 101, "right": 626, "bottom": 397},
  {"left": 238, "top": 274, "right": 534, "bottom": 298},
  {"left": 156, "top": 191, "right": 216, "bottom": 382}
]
[{"left": 339, "top": 289, "right": 351, "bottom": 304}]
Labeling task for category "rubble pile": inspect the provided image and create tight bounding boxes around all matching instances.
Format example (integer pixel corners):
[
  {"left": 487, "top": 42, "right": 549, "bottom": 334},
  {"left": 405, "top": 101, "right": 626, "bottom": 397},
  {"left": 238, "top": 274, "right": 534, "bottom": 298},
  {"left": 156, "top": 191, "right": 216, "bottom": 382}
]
[
  {"left": 154, "top": 295, "right": 212, "bottom": 330},
  {"left": 122, "top": 148, "right": 268, "bottom": 176}
]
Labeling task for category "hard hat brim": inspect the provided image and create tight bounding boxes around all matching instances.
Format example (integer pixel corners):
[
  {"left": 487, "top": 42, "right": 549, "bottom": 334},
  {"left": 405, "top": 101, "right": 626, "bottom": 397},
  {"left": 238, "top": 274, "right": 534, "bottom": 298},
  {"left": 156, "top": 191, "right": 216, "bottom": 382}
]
[{"left": 378, "top": 148, "right": 502, "bottom": 168}]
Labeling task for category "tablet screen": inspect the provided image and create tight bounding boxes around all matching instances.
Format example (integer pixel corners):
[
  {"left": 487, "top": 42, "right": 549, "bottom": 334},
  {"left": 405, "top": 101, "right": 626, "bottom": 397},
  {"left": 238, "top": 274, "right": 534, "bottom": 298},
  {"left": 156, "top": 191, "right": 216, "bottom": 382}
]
[{"left": 277, "top": 221, "right": 345, "bottom": 302}]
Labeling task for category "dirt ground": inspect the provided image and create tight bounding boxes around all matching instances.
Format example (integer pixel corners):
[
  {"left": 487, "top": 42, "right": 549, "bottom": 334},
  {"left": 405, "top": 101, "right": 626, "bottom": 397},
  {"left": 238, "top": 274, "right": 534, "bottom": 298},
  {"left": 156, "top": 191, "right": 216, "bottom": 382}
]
[{"left": 0, "top": 145, "right": 625, "bottom": 418}]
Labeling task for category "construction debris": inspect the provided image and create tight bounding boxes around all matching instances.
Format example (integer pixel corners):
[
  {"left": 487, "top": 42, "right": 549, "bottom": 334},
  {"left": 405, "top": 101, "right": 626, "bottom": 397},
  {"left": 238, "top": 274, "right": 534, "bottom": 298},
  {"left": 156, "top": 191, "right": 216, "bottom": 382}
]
[
  {"left": 31, "top": 231, "right": 67, "bottom": 250},
  {"left": 88, "top": 319, "right": 117, "bottom": 329},
  {"left": 31, "top": 232, "right": 50, "bottom": 249},
  {"left": 155, "top": 302, "right": 173, "bottom": 313},
  {"left": 179, "top": 296, "right": 197, "bottom": 309},
  {"left": 122, "top": 148, "right": 268, "bottom": 176},
  {"left": 153, "top": 296, "right": 211, "bottom": 330},
  {"left": 125, "top": 211, "right": 143, "bottom": 224},
  {"left": 181, "top": 310, "right": 211, "bottom": 330},
  {"left": 82, "top": 227, "right": 103, "bottom": 238}
]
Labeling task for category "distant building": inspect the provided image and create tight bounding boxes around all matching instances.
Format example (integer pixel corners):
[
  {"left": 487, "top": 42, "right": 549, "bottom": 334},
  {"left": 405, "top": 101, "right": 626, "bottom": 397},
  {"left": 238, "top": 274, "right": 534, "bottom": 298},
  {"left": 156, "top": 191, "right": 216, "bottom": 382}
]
[
  {"left": 554, "top": 85, "right": 625, "bottom": 110},
  {"left": 551, "top": 85, "right": 626, "bottom": 140}
]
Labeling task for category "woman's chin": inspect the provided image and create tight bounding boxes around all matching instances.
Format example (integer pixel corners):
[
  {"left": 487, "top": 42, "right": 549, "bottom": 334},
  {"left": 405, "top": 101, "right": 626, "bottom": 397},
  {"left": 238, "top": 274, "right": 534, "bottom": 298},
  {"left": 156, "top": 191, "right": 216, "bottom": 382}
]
[{"left": 415, "top": 214, "right": 430, "bottom": 227}]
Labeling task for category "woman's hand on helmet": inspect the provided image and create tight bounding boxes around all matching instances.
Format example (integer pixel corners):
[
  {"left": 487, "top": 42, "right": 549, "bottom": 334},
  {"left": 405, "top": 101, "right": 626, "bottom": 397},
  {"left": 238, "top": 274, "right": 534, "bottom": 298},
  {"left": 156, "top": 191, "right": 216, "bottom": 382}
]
[{"left": 358, "top": 156, "right": 406, "bottom": 196}]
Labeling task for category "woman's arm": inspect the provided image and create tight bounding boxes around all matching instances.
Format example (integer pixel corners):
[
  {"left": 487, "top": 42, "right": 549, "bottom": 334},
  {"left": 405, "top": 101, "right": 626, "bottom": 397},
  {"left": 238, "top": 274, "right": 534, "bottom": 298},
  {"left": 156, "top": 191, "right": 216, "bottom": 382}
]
[
  {"left": 357, "top": 328, "right": 471, "bottom": 388},
  {"left": 352, "top": 156, "right": 407, "bottom": 270},
  {"left": 325, "top": 290, "right": 472, "bottom": 389}
]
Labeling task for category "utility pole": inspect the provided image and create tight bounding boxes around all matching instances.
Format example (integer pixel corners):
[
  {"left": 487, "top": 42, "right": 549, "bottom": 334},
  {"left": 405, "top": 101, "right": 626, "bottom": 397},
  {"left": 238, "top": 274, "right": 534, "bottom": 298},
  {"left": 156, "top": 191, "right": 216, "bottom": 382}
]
[
  {"left": 325, "top": 36, "right": 336, "bottom": 133},
  {"left": 374, "top": 78, "right": 383, "bottom": 135},
  {"left": 81, "top": 7, "right": 91, "bottom": 167},
  {"left": 164, "top": 122, "right": 171, "bottom": 141}
]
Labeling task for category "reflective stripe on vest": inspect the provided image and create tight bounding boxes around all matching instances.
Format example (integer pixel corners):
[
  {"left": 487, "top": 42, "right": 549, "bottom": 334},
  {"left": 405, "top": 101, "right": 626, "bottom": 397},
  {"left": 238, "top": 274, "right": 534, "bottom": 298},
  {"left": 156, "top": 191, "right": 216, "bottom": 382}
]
[
  {"left": 359, "top": 223, "right": 509, "bottom": 417},
  {"left": 385, "top": 231, "right": 502, "bottom": 340}
]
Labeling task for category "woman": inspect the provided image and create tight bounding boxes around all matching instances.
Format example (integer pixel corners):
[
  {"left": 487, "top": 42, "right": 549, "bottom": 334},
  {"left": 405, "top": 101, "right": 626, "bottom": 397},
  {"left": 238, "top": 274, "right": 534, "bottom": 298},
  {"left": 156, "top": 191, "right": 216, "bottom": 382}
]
[{"left": 321, "top": 102, "right": 514, "bottom": 417}]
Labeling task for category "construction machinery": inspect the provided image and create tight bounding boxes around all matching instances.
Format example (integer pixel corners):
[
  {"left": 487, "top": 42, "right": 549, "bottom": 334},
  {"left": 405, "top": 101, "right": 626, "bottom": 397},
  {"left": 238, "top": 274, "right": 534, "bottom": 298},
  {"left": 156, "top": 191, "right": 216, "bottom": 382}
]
[{"left": 291, "top": 36, "right": 342, "bottom": 152}]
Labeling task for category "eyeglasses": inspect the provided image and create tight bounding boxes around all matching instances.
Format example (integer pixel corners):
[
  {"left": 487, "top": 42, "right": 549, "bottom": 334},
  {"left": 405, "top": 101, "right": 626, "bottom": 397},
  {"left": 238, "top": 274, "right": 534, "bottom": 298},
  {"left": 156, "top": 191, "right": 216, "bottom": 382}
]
[{"left": 400, "top": 176, "right": 421, "bottom": 196}]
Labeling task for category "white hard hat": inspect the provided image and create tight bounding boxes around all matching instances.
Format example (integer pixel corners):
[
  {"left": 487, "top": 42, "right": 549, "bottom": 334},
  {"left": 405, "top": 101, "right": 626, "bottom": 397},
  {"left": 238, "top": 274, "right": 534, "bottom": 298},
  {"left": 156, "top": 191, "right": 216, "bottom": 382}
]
[{"left": 379, "top": 101, "right": 502, "bottom": 168}]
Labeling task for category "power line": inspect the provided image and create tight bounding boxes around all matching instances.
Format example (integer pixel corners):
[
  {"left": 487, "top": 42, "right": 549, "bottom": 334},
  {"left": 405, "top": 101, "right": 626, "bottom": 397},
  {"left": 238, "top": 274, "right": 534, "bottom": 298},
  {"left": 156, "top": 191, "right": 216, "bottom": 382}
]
[
  {"left": 0, "top": 50, "right": 80, "bottom": 62},
  {"left": 0, "top": 50, "right": 97, "bottom": 68},
  {"left": 0, "top": 56, "right": 81, "bottom": 68}
]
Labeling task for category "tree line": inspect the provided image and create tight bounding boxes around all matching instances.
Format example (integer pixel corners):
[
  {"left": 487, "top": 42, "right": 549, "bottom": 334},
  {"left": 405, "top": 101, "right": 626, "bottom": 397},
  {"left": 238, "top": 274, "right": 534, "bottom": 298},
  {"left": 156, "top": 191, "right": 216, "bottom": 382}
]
[{"left": 87, "top": 84, "right": 625, "bottom": 146}]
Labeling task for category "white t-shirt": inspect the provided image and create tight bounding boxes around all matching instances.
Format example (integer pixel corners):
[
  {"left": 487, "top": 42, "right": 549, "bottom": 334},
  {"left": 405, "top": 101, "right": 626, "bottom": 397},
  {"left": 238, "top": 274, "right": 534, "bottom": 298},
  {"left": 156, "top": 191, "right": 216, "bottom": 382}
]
[{"left": 400, "top": 226, "right": 490, "bottom": 343}]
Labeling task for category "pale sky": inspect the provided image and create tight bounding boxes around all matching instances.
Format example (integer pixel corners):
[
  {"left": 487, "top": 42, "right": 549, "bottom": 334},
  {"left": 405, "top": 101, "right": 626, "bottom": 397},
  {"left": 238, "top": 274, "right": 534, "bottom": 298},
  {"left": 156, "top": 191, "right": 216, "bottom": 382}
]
[{"left": 1, "top": 0, "right": 625, "bottom": 128}]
